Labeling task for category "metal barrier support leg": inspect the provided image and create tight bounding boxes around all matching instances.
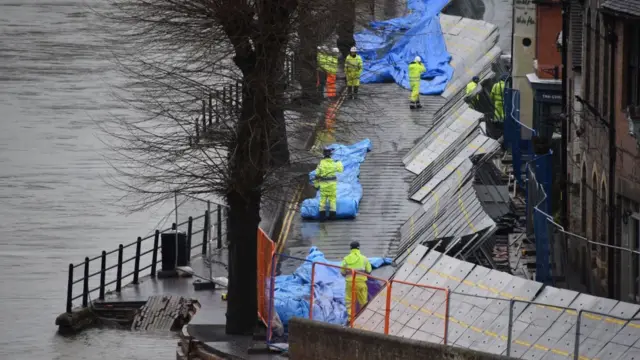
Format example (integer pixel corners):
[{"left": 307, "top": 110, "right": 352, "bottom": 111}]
[
  {"left": 350, "top": 271, "right": 357, "bottom": 328},
  {"left": 574, "top": 310, "right": 582, "bottom": 360},
  {"left": 507, "top": 299, "right": 515, "bottom": 357},
  {"left": 384, "top": 282, "right": 392, "bottom": 335},
  {"left": 444, "top": 289, "right": 450, "bottom": 345},
  {"left": 309, "top": 263, "right": 317, "bottom": 320}
]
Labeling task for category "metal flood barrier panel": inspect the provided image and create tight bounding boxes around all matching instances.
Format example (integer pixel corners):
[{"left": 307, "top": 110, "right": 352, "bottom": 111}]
[{"left": 355, "top": 245, "right": 640, "bottom": 360}]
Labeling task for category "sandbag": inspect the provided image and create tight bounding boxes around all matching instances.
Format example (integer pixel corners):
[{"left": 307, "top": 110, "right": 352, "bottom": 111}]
[{"left": 300, "top": 139, "right": 372, "bottom": 220}]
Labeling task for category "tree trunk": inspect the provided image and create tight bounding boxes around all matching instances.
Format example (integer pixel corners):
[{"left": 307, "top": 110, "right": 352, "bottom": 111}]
[
  {"left": 336, "top": 0, "right": 356, "bottom": 58},
  {"left": 226, "top": 42, "right": 289, "bottom": 334},
  {"left": 226, "top": 187, "right": 261, "bottom": 335},
  {"left": 225, "top": 83, "right": 265, "bottom": 335}
]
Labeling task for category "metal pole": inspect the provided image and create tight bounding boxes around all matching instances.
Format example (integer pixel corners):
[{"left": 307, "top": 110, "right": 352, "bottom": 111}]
[
  {"left": 217, "top": 204, "right": 223, "bottom": 249},
  {"left": 560, "top": 0, "right": 569, "bottom": 231},
  {"left": 133, "top": 237, "right": 142, "bottom": 284},
  {"left": 207, "top": 200, "right": 212, "bottom": 281},
  {"left": 174, "top": 191, "right": 179, "bottom": 269},
  {"left": 187, "top": 216, "right": 193, "bottom": 261},
  {"left": 202, "top": 210, "right": 209, "bottom": 255},
  {"left": 66, "top": 264, "right": 73, "bottom": 313},
  {"left": 116, "top": 244, "right": 124, "bottom": 292},
  {"left": 309, "top": 263, "right": 317, "bottom": 320},
  {"left": 444, "top": 289, "right": 450, "bottom": 345},
  {"left": 82, "top": 257, "right": 90, "bottom": 307},
  {"left": 151, "top": 230, "right": 159, "bottom": 277},
  {"left": 606, "top": 22, "right": 617, "bottom": 299},
  {"left": 384, "top": 282, "right": 392, "bottom": 335},
  {"left": 99, "top": 251, "right": 106, "bottom": 299},
  {"left": 574, "top": 310, "right": 582, "bottom": 360},
  {"left": 507, "top": 299, "right": 515, "bottom": 357},
  {"left": 266, "top": 252, "right": 278, "bottom": 343}
]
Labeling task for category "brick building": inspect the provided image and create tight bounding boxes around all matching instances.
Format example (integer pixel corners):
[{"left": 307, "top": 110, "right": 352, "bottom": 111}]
[
  {"left": 527, "top": 0, "right": 563, "bottom": 140},
  {"left": 565, "top": 0, "right": 640, "bottom": 300}
]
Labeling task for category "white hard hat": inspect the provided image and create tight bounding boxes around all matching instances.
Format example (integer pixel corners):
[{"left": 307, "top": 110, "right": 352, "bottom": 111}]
[
  {"left": 350, "top": 47, "right": 357, "bottom": 52},
  {"left": 332, "top": 47, "right": 339, "bottom": 53},
  {"left": 414, "top": 56, "right": 422, "bottom": 63}
]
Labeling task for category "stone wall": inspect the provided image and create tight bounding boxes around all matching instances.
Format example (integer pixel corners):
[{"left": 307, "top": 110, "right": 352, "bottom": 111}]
[{"left": 289, "top": 317, "right": 511, "bottom": 360}]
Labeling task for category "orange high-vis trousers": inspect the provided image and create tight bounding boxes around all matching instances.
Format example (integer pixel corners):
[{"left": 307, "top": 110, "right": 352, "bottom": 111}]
[{"left": 326, "top": 73, "right": 336, "bottom": 98}]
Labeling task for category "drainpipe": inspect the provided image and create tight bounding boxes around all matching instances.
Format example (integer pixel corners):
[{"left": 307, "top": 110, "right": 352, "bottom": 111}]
[
  {"left": 605, "top": 17, "right": 617, "bottom": 299},
  {"left": 560, "top": 0, "right": 569, "bottom": 230}
]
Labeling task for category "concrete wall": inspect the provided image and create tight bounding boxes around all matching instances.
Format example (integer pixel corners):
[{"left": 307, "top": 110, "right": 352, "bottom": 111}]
[
  {"left": 512, "top": 0, "right": 537, "bottom": 128},
  {"left": 289, "top": 317, "right": 511, "bottom": 360}
]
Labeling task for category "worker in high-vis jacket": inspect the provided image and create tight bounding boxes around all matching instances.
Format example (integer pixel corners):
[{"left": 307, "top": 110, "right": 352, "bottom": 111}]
[
  {"left": 345, "top": 47, "right": 363, "bottom": 99},
  {"left": 408, "top": 56, "right": 426, "bottom": 109},
  {"left": 314, "top": 147, "right": 344, "bottom": 219},
  {"left": 491, "top": 74, "right": 507, "bottom": 123},
  {"left": 325, "top": 48, "right": 339, "bottom": 99},
  {"left": 316, "top": 46, "right": 329, "bottom": 98},
  {"left": 317, "top": 47, "right": 339, "bottom": 99},
  {"left": 341, "top": 241, "right": 372, "bottom": 318},
  {"left": 465, "top": 76, "right": 480, "bottom": 109}
]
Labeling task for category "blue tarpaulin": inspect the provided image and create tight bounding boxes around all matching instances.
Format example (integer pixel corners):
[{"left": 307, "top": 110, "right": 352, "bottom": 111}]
[
  {"left": 273, "top": 246, "right": 393, "bottom": 329},
  {"left": 355, "top": 0, "right": 453, "bottom": 95},
  {"left": 300, "top": 139, "right": 372, "bottom": 219}
]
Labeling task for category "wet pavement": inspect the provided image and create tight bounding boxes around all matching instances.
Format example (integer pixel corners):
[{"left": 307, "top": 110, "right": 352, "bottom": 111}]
[{"left": 0, "top": 0, "right": 512, "bottom": 359}]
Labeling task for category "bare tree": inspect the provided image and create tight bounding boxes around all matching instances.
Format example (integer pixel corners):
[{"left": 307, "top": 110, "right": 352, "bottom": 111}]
[{"left": 98, "top": 0, "right": 380, "bottom": 335}]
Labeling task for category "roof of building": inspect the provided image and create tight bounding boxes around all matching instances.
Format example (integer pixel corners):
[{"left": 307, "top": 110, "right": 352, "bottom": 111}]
[{"left": 601, "top": 0, "right": 640, "bottom": 18}]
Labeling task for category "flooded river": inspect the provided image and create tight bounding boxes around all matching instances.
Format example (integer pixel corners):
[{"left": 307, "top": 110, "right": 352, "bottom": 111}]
[{"left": 0, "top": 1, "right": 205, "bottom": 358}]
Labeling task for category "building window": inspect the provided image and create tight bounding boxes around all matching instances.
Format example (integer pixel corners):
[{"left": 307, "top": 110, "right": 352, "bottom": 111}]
[
  {"left": 570, "top": 0, "right": 584, "bottom": 70},
  {"left": 594, "top": 16, "right": 601, "bottom": 111},
  {"left": 627, "top": 24, "right": 640, "bottom": 107},
  {"left": 585, "top": 9, "right": 592, "bottom": 101}
]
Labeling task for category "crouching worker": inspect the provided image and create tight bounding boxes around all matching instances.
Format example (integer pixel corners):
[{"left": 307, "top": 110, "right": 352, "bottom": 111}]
[
  {"left": 341, "top": 241, "right": 372, "bottom": 319},
  {"left": 408, "top": 56, "right": 426, "bottom": 109},
  {"left": 314, "top": 147, "right": 344, "bottom": 220}
]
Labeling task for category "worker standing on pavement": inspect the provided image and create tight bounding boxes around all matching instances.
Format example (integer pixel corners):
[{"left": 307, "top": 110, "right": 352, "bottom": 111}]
[
  {"left": 316, "top": 46, "right": 329, "bottom": 99},
  {"left": 491, "top": 74, "right": 507, "bottom": 123},
  {"left": 324, "top": 48, "right": 339, "bottom": 99},
  {"left": 408, "top": 56, "right": 426, "bottom": 110},
  {"left": 341, "top": 241, "right": 372, "bottom": 319},
  {"left": 314, "top": 147, "right": 343, "bottom": 220},
  {"left": 345, "top": 47, "right": 363, "bottom": 100},
  {"left": 465, "top": 76, "right": 480, "bottom": 109}
]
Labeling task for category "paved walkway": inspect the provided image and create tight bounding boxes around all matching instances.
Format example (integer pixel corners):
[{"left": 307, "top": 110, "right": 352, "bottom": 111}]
[{"left": 277, "top": 13, "right": 503, "bottom": 272}]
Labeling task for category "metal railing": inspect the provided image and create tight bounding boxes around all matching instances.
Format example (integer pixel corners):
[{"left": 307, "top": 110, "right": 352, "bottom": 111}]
[
  {"left": 192, "top": 54, "right": 297, "bottom": 143},
  {"left": 65, "top": 205, "right": 227, "bottom": 313}
]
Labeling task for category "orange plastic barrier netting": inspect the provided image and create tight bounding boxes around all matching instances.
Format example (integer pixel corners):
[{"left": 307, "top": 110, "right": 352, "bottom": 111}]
[{"left": 257, "top": 228, "right": 276, "bottom": 325}]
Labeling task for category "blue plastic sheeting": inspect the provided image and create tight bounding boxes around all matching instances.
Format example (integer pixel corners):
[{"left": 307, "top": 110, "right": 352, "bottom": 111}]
[
  {"left": 273, "top": 246, "right": 392, "bottom": 329},
  {"left": 355, "top": 0, "right": 453, "bottom": 95},
  {"left": 300, "top": 139, "right": 372, "bottom": 219}
]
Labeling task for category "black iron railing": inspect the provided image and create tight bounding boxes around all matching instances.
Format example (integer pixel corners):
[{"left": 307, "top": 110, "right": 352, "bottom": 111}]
[
  {"left": 193, "top": 54, "right": 297, "bottom": 140},
  {"left": 65, "top": 205, "right": 227, "bottom": 313}
]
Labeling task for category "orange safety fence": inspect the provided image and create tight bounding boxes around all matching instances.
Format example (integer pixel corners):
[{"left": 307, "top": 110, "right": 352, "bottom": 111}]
[
  {"left": 256, "top": 228, "right": 275, "bottom": 326},
  {"left": 309, "top": 262, "right": 390, "bottom": 330}
]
